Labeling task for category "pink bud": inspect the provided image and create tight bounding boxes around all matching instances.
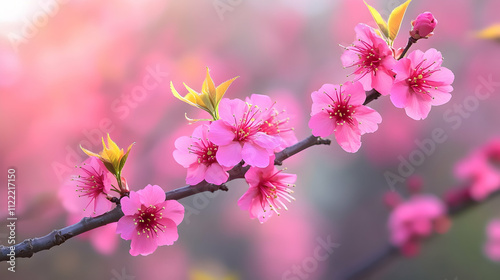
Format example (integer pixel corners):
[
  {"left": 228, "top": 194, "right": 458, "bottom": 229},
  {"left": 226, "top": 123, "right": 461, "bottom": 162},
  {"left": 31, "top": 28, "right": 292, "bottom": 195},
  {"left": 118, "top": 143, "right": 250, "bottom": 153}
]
[{"left": 410, "top": 12, "right": 437, "bottom": 40}]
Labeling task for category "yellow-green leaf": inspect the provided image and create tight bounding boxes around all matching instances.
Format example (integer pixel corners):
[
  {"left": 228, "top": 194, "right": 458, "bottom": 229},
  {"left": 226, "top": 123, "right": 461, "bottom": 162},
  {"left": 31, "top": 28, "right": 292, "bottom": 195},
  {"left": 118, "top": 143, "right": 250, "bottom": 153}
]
[
  {"left": 387, "top": 0, "right": 412, "bottom": 41},
  {"left": 476, "top": 24, "right": 500, "bottom": 41},
  {"left": 364, "top": 0, "right": 389, "bottom": 39}
]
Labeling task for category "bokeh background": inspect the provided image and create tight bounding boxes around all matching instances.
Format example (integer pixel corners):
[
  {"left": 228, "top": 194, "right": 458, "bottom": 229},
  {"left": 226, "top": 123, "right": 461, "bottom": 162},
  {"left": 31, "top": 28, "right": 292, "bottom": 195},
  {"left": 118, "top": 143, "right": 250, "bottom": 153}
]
[{"left": 1, "top": 0, "right": 500, "bottom": 279}]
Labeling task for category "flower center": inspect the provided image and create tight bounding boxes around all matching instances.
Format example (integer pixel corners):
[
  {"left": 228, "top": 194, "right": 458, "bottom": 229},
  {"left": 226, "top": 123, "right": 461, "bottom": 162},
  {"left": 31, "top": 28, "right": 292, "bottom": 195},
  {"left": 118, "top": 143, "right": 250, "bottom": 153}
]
[
  {"left": 407, "top": 59, "right": 440, "bottom": 94},
  {"left": 73, "top": 164, "right": 106, "bottom": 202},
  {"left": 322, "top": 87, "right": 356, "bottom": 126},
  {"left": 258, "top": 170, "right": 295, "bottom": 217},
  {"left": 233, "top": 104, "right": 263, "bottom": 141},
  {"left": 345, "top": 40, "right": 383, "bottom": 78},
  {"left": 134, "top": 205, "right": 166, "bottom": 238},
  {"left": 189, "top": 139, "right": 218, "bottom": 165}
]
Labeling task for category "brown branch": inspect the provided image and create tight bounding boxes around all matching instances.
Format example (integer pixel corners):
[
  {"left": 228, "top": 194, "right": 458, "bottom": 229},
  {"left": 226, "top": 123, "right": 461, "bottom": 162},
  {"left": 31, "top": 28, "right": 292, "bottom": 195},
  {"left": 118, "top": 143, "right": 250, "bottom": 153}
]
[{"left": 0, "top": 133, "right": 331, "bottom": 261}]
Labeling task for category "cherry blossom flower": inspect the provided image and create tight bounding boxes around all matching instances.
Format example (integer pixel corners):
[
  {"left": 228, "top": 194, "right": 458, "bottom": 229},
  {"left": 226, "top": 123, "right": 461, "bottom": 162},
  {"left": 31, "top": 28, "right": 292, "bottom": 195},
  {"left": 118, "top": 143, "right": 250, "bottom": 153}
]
[
  {"left": 410, "top": 12, "right": 438, "bottom": 40},
  {"left": 116, "top": 184, "right": 185, "bottom": 256},
  {"left": 68, "top": 156, "right": 115, "bottom": 216},
  {"left": 341, "top": 23, "right": 397, "bottom": 95},
  {"left": 455, "top": 138, "right": 500, "bottom": 200},
  {"left": 245, "top": 94, "right": 298, "bottom": 152},
  {"left": 208, "top": 97, "right": 280, "bottom": 168},
  {"left": 238, "top": 156, "right": 296, "bottom": 223},
  {"left": 484, "top": 219, "right": 500, "bottom": 262},
  {"left": 390, "top": 48, "right": 454, "bottom": 120},
  {"left": 308, "top": 81, "right": 382, "bottom": 153},
  {"left": 173, "top": 124, "right": 229, "bottom": 185},
  {"left": 388, "top": 194, "right": 449, "bottom": 256}
]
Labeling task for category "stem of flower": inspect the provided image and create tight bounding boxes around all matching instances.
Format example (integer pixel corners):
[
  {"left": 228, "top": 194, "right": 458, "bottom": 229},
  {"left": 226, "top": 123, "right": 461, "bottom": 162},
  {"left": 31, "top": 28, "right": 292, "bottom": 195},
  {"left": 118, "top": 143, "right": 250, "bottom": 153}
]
[{"left": 398, "top": 37, "right": 418, "bottom": 60}]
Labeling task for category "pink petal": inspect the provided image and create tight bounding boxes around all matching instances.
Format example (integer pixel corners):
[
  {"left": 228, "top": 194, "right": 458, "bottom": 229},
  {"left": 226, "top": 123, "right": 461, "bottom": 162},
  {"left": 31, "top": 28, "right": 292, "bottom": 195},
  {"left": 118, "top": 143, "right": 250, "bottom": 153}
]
[
  {"left": 218, "top": 98, "right": 247, "bottom": 123},
  {"left": 309, "top": 112, "right": 335, "bottom": 137},
  {"left": 253, "top": 132, "right": 280, "bottom": 149},
  {"left": 138, "top": 184, "right": 166, "bottom": 206},
  {"left": 393, "top": 58, "right": 412, "bottom": 83},
  {"left": 390, "top": 82, "right": 411, "bottom": 108},
  {"left": 116, "top": 216, "right": 137, "bottom": 240},
  {"left": 372, "top": 69, "right": 395, "bottom": 96},
  {"left": 428, "top": 67, "right": 455, "bottom": 87},
  {"left": 334, "top": 124, "right": 362, "bottom": 153},
  {"left": 186, "top": 163, "right": 207, "bottom": 185},
  {"left": 311, "top": 84, "right": 337, "bottom": 115},
  {"left": 160, "top": 200, "right": 185, "bottom": 225},
  {"left": 248, "top": 94, "right": 273, "bottom": 109},
  {"left": 121, "top": 191, "right": 142, "bottom": 216},
  {"left": 429, "top": 90, "right": 452, "bottom": 106},
  {"left": 238, "top": 186, "right": 260, "bottom": 211},
  {"left": 342, "top": 81, "right": 366, "bottom": 106},
  {"left": 208, "top": 120, "right": 235, "bottom": 146},
  {"left": 93, "top": 193, "right": 112, "bottom": 216},
  {"left": 204, "top": 163, "right": 229, "bottom": 185},
  {"left": 155, "top": 218, "right": 179, "bottom": 246},
  {"left": 216, "top": 141, "right": 242, "bottom": 167},
  {"left": 242, "top": 143, "right": 271, "bottom": 168},
  {"left": 173, "top": 149, "right": 197, "bottom": 168},
  {"left": 355, "top": 106, "right": 382, "bottom": 134},
  {"left": 404, "top": 92, "right": 432, "bottom": 120},
  {"left": 130, "top": 233, "right": 158, "bottom": 256}
]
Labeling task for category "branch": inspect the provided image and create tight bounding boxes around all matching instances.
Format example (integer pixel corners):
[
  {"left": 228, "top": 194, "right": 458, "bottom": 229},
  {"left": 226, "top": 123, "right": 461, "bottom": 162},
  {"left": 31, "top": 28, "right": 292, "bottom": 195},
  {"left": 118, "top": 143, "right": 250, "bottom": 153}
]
[{"left": 0, "top": 134, "right": 331, "bottom": 261}]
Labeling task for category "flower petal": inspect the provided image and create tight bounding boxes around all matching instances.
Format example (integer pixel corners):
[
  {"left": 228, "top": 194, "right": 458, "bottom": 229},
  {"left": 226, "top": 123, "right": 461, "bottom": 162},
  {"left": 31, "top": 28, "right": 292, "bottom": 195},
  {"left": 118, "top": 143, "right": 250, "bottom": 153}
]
[{"left": 216, "top": 141, "right": 242, "bottom": 167}]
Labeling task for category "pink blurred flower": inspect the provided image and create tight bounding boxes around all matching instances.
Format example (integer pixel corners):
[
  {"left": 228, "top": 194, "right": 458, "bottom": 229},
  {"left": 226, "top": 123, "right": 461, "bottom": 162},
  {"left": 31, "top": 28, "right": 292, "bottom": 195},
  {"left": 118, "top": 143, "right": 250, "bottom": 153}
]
[
  {"left": 390, "top": 48, "right": 454, "bottom": 120},
  {"left": 116, "top": 184, "right": 184, "bottom": 256},
  {"left": 388, "top": 194, "right": 449, "bottom": 256},
  {"left": 208, "top": 97, "right": 280, "bottom": 168},
  {"left": 245, "top": 94, "right": 298, "bottom": 152},
  {"left": 173, "top": 124, "right": 230, "bottom": 185},
  {"left": 308, "top": 81, "right": 382, "bottom": 153},
  {"left": 238, "top": 156, "right": 296, "bottom": 223},
  {"left": 484, "top": 219, "right": 500, "bottom": 262},
  {"left": 455, "top": 138, "right": 500, "bottom": 200},
  {"left": 69, "top": 156, "right": 115, "bottom": 216},
  {"left": 410, "top": 12, "right": 438, "bottom": 40},
  {"left": 341, "top": 23, "right": 397, "bottom": 95}
]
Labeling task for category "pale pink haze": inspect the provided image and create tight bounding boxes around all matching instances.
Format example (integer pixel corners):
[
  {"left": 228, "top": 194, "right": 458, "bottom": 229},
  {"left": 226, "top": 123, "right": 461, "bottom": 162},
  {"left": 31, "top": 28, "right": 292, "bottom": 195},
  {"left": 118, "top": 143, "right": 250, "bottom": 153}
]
[
  {"left": 341, "top": 23, "right": 396, "bottom": 95},
  {"left": 116, "top": 184, "right": 185, "bottom": 256},
  {"left": 485, "top": 219, "right": 500, "bottom": 262},
  {"left": 455, "top": 138, "right": 500, "bottom": 201},
  {"left": 173, "top": 124, "right": 229, "bottom": 185},
  {"left": 245, "top": 94, "right": 298, "bottom": 152},
  {"left": 70, "top": 156, "right": 114, "bottom": 216},
  {"left": 208, "top": 96, "right": 280, "bottom": 168},
  {"left": 388, "top": 194, "right": 448, "bottom": 256},
  {"left": 238, "top": 156, "right": 297, "bottom": 223},
  {"left": 308, "top": 81, "right": 382, "bottom": 153},
  {"left": 410, "top": 12, "right": 438, "bottom": 39},
  {"left": 390, "top": 48, "right": 454, "bottom": 120}
]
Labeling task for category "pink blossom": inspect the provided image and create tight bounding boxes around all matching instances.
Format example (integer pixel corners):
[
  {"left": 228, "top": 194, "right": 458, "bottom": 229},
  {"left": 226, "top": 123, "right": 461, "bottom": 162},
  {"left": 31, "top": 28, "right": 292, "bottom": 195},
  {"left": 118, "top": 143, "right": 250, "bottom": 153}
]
[
  {"left": 410, "top": 12, "right": 438, "bottom": 40},
  {"left": 116, "top": 184, "right": 184, "bottom": 256},
  {"left": 484, "top": 219, "right": 500, "bottom": 262},
  {"left": 208, "top": 97, "right": 280, "bottom": 168},
  {"left": 173, "top": 124, "right": 230, "bottom": 185},
  {"left": 308, "top": 81, "right": 382, "bottom": 153},
  {"left": 245, "top": 94, "right": 298, "bottom": 152},
  {"left": 390, "top": 48, "right": 454, "bottom": 120},
  {"left": 69, "top": 156, "right": 114, "bottom": 216},
  {"left": 388, "top": 194, "right": 449, "bottom": 256},
  {"left": 341, "top": 23, "right": 397, "bottom": 95},
  {"left": 455, "top": 138, "right": 500, "bottom": 200},
  {"left": 238, "top": 156, "right": 296, "bottom": 223}
]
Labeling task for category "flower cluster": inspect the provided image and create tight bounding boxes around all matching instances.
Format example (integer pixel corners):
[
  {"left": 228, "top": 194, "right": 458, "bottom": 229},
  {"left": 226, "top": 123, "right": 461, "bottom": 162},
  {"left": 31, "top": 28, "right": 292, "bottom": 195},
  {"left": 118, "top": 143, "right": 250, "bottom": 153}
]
[
  {"left": 62, "top": 135, "right": 185, "bottom": 256},
  {"left": 310, "top": 1, "right": 454, "bottom": 152},
  {"left": 172, "top": 71, "right": 298, "bottom": 223},
  {"left": 385, "top": 183, "right": 450, "bottom": 256}
]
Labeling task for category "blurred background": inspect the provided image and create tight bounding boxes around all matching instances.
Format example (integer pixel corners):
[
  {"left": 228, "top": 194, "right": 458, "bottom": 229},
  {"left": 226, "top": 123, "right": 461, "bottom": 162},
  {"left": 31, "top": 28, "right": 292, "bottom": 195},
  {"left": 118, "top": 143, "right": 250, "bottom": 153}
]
[{"left": 1, "top": 0, "right": 499, "bottom": 279}]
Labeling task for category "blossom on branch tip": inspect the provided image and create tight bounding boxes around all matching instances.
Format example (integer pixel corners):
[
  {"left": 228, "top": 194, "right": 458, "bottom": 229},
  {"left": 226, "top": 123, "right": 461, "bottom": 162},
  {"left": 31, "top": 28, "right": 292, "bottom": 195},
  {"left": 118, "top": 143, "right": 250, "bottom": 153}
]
[
  {"left": 116, "top": 184, "right": 184, "bottom": 256},
  {"left": 390, "top": 48, "right": 454, "bottom": 120},
  {"left": 173, "top": 124, "right": 229, "bottom": 185},
  {"left": 308, "top": 81, "right": 382, "bottom": 153},
  {"left": 238, "top": 156, "right": 297, "bottom": 223},
  {"left": 208, "top": 96, "right": 281, "bottom": 168},
  {"left": 171, "top": 67, "right": 238, "bottom": 121},
  {"left": 69, "top": 156, "right": 114, "bottom": 216},
  {"left": 80, "top": 133, "right": 134, "bottom": 178},
  {"left": 341, "top": 23, "right": 397, "bottom": 95},
  {"left": 410, "top": 12, "right": 437, "bottom": 40}
]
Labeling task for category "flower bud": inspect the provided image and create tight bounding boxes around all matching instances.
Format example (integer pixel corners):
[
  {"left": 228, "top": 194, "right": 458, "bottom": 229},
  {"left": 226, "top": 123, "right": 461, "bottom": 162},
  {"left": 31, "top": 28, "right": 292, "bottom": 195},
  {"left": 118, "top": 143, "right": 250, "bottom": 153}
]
[{"left": 410, "top": 12, "right": 437, "bottom": 40}]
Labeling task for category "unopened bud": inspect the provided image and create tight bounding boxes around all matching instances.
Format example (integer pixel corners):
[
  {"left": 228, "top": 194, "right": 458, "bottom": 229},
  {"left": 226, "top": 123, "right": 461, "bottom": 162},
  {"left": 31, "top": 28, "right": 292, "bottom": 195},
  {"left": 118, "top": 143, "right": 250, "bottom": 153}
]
[{"left": 410, "top": 12, "right": 437, "bottom": 40}]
